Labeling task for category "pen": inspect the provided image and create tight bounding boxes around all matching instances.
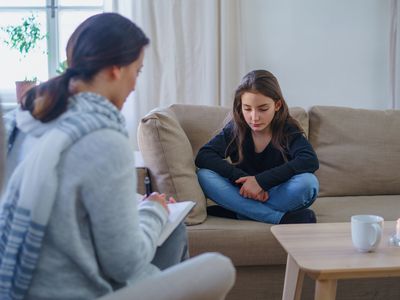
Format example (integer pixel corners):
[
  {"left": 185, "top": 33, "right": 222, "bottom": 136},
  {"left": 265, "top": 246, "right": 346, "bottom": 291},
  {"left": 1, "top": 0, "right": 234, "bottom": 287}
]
[{"left": 144, "top": 175, "right": 152, "bottom": 197}]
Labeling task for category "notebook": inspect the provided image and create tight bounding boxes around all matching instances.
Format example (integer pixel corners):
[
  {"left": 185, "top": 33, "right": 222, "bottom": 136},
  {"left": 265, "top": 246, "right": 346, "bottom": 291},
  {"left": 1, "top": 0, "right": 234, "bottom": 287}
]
[{"left": 157, "top": 201, "right": 196, "bottom": 246}]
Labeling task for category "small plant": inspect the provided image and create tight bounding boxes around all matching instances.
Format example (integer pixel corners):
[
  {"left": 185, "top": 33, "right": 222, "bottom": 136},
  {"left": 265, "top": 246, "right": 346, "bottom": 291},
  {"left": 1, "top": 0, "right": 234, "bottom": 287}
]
[
  {"left": 1, "top": 14, "right": 47, "bottom": 101},
  {"left": 2, "top": 14, "right": 46, "bottom": 59}
]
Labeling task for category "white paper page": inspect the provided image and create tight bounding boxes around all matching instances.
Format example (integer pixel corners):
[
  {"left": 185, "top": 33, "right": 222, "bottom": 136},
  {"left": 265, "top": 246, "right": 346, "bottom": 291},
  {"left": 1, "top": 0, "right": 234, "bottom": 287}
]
[{"left": 157, "top": 201, "right": 195, "bottom": 246}]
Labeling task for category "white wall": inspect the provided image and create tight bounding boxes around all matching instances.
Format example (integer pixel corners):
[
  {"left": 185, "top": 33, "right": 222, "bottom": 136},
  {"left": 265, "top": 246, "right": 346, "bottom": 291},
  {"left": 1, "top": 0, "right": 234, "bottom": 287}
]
[{"left": 241, "top": 0, "right": 392, "bottom": 110}]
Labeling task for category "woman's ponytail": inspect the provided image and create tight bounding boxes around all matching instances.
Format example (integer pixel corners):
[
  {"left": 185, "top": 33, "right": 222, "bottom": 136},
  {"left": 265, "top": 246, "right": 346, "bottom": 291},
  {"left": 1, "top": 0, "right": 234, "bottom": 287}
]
[{"left": 22, "top": 72, "right": 72, "bottom": 123}]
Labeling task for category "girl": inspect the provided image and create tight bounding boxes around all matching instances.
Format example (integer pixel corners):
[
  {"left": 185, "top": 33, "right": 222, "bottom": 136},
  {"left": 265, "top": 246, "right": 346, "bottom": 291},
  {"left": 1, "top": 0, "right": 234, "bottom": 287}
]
[
  {"left": 195, "top": 70, "right": 319, "bottom": 224},
  {"left": 0, "top": 13, "right": 187, "bottom": 299}
]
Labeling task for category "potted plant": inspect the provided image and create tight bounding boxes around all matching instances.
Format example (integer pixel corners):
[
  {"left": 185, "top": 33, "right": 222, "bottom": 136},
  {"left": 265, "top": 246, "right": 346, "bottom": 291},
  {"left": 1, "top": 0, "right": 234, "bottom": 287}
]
[{"left": 1, "top": 14, "right": 47, "bottom": 102}]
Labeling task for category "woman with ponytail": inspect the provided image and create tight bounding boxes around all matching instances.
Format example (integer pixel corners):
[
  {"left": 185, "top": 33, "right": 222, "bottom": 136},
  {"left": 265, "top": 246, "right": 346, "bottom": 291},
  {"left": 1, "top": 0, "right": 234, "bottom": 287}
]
[
  {"left": 0, "top": 13, "right": 187, "bottom": 299},
  {"left": 196, "top": 70, "right": 320, "bottom": 224}
]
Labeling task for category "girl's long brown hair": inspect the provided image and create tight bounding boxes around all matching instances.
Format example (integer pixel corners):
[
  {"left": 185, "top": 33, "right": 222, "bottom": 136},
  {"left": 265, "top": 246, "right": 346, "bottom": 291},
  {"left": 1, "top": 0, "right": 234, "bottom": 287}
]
[
  {"left": 22, "top": 13, "right": 149, "bottom": 122},
  {"left": 228, "top": 70, "right": 304, "bottom": 163}
]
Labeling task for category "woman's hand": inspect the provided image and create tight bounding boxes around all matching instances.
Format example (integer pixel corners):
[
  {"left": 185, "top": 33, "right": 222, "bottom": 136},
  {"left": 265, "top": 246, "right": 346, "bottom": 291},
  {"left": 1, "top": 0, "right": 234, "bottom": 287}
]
[
  {"left": 235, "top": 176, "right": 269, "bottom": 202},
  {"left": 144, "top": 192, "right": 176, "bottom": 213}
]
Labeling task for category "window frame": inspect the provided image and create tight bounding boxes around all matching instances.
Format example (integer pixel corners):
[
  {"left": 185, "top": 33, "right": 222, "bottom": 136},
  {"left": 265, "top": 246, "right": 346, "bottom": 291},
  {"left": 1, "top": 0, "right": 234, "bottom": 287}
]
[{"left": 0, "top": 0, "right": 111, "bottom": 104}]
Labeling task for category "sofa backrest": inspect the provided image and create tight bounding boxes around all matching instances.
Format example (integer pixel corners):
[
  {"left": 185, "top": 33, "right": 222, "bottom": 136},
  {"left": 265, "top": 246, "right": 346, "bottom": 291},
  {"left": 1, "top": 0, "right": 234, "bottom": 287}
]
[
  {"left": 170, "top": 104, "right": 309, "bottom": 156},
  {"left": 138, "top": 104, "right": 308, "bottom": 224},
  {"left": 169, "top": 104, "right": 231, "bottom": 156},
  {"left": 309, "top": 106, "right": 400, "bottom": 197}
]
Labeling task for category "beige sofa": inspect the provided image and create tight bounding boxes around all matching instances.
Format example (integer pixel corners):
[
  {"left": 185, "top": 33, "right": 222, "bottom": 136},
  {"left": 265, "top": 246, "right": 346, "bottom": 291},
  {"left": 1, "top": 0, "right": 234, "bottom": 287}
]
[{"left": 137, "top": 104, "right": 400, "bottom": 300}]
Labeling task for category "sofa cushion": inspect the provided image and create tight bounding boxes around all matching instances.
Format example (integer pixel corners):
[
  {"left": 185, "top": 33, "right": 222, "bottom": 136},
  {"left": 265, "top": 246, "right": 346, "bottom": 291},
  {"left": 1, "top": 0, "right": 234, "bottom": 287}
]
[
  {"left": 187, "top": 216, "right": 287, "bottom": 266},
  {"left": 313, "top": 195, "right": 400, "bottom": 223},
  {"left": 309, "top": 106, "right": 400, "bottom": 197},
  {"left": 138, "top": 108, "right": 207, "bottom": 225},
  {"left": 188, "top": 195, "right": 400, "bottom": 267},
  {"left": 290, "top": 107, "right": 309, "bottom": 138}
]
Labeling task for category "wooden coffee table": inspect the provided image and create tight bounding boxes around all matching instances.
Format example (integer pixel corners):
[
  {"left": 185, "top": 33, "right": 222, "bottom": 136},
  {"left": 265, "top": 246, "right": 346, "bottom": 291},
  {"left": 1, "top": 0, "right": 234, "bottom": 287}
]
[{"left": 271, "top": 221, "right": 400, "bottom": 300}]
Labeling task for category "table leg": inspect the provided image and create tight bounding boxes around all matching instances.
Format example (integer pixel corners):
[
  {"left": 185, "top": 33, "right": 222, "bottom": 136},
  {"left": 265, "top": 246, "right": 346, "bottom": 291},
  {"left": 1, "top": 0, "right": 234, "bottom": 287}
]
[
  {"left": 314, "top": 279, "right": 337, "bottom": 300},
  {"left": 282, "top": 254, "right": 304, "bottom": 300}
]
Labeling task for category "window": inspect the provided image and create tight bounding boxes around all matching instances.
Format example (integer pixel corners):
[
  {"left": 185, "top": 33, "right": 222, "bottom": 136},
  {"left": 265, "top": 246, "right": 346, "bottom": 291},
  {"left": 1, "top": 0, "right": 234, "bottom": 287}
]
[{"left": 0, "top": 0, "right": 110, "bottom": 104}]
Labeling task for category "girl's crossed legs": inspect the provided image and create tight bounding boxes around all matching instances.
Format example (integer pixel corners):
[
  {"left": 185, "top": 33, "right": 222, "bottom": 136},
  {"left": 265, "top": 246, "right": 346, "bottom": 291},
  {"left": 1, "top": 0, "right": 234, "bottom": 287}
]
[{"left": 197, "top": 169, "right": 319, "bottom": 224}]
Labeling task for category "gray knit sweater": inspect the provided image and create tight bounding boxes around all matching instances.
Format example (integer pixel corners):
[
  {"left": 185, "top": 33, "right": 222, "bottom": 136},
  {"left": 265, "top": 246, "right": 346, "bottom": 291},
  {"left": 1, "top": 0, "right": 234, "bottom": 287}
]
[{"left": 7, "top": 116, "right": 167, "bottom": 299}]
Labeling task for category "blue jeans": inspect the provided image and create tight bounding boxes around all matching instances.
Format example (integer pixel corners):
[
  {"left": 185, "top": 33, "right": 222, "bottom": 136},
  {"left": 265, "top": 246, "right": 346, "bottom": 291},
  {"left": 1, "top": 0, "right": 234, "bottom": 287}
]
[
  {"left": 197, "top": 169, "right": 319, "bottom": 224},
  {"left": 152, "top": 222, "right": 189, "bottom": 270}
]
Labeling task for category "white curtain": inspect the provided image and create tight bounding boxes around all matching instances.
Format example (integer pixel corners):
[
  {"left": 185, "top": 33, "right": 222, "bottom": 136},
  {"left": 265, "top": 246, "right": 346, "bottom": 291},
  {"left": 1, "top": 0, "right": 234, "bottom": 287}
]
[
  {"left": 108, "top": 0, "right": 245, "bottom": 148},
  {"left": 390, "top": 0, "right": 400, "bottom": 109}
]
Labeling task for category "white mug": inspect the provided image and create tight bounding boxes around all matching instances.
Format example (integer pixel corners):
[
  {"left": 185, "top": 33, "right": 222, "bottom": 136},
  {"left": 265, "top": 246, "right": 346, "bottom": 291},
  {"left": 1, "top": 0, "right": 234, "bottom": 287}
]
[{"left": 351, "top": 215, "right": 384, "bottom": 252}]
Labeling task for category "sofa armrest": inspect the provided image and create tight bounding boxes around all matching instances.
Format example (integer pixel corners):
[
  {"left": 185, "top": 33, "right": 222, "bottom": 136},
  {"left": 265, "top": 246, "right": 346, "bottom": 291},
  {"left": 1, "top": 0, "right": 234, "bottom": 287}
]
[{"left": 98, "top": 253, "right": 236, "bottom": 300}]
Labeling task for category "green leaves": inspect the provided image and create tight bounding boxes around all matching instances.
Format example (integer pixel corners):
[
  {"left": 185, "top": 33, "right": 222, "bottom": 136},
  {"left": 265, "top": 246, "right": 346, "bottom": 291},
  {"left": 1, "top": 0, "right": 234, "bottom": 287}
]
[{"left": 2, "top": 14, "right": 47, "bottom": 57}]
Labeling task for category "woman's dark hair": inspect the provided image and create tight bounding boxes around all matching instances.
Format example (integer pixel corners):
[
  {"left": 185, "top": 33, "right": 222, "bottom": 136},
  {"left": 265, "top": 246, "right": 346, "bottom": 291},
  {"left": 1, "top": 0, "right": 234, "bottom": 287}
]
[
  {"left": 228, "top": 70, "right": 304, "bottom": 163},
  {"left": 22, "top": 12, "right": 150, "bottom": 122}
]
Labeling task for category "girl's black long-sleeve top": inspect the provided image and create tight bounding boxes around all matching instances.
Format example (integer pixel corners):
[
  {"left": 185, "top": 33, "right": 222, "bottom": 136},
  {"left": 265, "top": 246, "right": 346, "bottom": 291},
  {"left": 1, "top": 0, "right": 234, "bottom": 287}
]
[{"left": 195, "top": 121, "right": 319, "bottom": 191}]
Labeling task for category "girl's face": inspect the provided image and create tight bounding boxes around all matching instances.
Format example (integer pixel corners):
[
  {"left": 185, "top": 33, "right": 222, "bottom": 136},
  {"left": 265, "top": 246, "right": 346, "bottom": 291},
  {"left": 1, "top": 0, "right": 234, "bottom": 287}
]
[{"left": 241, "top": 92, "right": 281, "bottom": 134}]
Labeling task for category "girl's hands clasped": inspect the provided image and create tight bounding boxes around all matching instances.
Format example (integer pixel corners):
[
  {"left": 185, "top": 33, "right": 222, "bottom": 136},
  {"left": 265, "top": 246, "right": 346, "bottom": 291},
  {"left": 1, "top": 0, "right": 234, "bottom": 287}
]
[
  {"left": 144, "top": 192, "right": 176, "bottom": 213},
  {"left": 235, "top": 176, "right": 269, "bottom": 202}
]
